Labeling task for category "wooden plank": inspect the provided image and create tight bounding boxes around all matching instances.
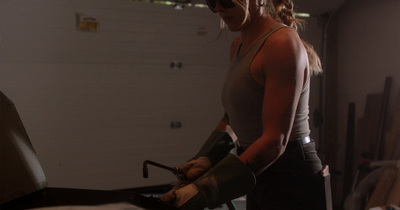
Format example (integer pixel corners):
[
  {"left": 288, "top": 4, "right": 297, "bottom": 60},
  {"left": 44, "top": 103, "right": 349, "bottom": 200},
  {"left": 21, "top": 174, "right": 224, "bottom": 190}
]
[
  {"left": 386, "top": 160, "right": 400, "bottom": 206},
  {"left": 343, "top": 103, "right": 356, "bottom": 197},
  {"left": 362, "top": 94, "right": 382, "bottom": 159},
  {"left": 384, "top": 88, "right": 400, "bottom": 160},
  {"left": 365, "top": 166, "right": 397, "bottom": 210},
  {"left": 352, "top": 95, "right": 381, "bottom": 189},
  {"left": 375, "top": 77, "right": 392, "bottom": 160},
  {"left": 354, "top": 118, "right": 365, "bottom": 169}
]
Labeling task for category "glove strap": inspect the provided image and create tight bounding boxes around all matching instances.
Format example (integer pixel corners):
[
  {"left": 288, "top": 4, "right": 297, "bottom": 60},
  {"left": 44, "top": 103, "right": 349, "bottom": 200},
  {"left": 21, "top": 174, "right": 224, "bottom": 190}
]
[
  {"left": 194, "top": 154, "right": 256, "bottom": 209},
  {"left": 192, "top": 130, "right": 235, "bottom": 166}
]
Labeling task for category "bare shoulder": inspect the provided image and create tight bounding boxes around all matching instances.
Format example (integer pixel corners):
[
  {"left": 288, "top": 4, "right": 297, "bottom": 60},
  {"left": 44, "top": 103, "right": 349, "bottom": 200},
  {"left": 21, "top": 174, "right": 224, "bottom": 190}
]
[
  {"left": 254, "top": 27, "right": 307, "bottom": 81},
  {"left": 262, "top": 27, "right": 307, "bottom": 69},
  {"left": 265, "top": 27, "right": 304, "bottom": 55}
]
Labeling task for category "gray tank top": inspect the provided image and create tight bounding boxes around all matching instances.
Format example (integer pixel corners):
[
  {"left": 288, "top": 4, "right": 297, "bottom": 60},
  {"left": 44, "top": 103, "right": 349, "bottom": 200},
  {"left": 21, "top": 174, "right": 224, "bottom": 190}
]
[{"left": 221, "top": 24, "right": 310, "bottom": 149}]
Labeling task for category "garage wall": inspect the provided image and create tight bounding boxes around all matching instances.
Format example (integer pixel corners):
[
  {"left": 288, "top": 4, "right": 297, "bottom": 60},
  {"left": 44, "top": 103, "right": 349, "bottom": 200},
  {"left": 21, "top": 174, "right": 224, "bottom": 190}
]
[
  {"left": 0, "top": 0, "right": 236, "bottom": 190},
  {"left": 2, "top": 0, "right": 395, "bottom": 205},
  {"left": 325, "top": 0, "right": 400, "bottom": 206}
]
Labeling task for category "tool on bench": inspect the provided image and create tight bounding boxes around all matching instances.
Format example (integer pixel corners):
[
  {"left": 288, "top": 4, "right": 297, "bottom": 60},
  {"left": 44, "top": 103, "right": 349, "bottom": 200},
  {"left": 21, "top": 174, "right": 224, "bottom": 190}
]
[
  {"left": 143, "top": 160, "right": 184, "bottom": 178},
  {"left": 142, "top": 160, "right": 236, "bottom": 210}
]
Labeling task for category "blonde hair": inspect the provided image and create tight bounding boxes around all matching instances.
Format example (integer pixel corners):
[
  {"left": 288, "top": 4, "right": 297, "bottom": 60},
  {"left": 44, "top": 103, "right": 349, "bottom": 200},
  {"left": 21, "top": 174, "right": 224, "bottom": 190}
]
[
  {"left": 222, "top": 0, "right": 322, "bottom": 75},
  {"left": 269, "top": 0, "right": 322, "bottom": 75}
]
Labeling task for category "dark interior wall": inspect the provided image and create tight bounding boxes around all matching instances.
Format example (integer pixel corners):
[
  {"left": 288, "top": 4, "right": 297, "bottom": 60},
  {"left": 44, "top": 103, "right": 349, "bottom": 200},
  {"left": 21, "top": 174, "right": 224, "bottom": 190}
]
[{"left": 324, "top": 0, "right": 400, "bottom": 207}]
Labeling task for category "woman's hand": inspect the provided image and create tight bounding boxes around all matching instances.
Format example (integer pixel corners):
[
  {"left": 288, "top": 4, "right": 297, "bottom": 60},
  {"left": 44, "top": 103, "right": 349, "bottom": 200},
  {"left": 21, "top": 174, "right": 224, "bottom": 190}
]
[
  {"left": 178, "top": 157, "right": 212, "bottom": 183},
  {"left": 159, "top": 184, "right": 205, "bottom": 210},
  {"left": 160, "top": 154, "right": 256, "bottom": 209},
  {"left": 159, "top": 185, "right": 181, "bottom": 204}
]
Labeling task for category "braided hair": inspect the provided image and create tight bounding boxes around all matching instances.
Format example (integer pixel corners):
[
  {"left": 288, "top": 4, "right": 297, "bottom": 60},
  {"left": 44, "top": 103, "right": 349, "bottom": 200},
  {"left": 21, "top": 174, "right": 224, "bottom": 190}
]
[
  {"left": 269, "top": 0, "right": 322, "bottom": 75},
  {"left": 225, "top": 0, "right": 322, "bottom": 75}
]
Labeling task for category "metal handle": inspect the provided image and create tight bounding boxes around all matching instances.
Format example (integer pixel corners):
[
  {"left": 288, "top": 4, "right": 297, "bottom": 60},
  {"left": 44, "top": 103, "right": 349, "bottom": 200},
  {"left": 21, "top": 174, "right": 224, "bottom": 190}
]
[
  {"left": 143, "top": 160, "right": 236, "bottom": 210},
  {"left": 143, "top": 160, "right": 183, "bottom": 178}
]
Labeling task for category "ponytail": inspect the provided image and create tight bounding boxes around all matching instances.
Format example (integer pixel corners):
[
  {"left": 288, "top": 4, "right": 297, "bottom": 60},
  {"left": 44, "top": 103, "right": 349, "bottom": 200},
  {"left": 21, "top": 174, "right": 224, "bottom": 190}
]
[{"left": 269, "top": 0, "right": 323, "bottom": 75}]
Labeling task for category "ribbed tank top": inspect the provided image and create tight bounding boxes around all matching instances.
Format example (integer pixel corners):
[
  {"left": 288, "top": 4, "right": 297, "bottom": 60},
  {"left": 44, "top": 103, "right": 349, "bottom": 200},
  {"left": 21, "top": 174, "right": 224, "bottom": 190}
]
[{"left": 221, "top": 24, "right": 311, "bottom": 149}]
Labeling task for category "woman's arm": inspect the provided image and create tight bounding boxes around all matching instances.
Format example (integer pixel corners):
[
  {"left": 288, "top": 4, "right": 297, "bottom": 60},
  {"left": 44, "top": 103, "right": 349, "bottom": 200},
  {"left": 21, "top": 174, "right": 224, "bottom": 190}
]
[{"left": 239, "top": 28, "right": 308, "bottom": 175}]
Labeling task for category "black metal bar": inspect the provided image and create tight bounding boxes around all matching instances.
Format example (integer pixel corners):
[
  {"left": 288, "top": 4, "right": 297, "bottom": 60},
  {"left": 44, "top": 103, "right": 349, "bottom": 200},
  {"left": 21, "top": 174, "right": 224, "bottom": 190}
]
[{"left": 143, "top": 160, "right": 183, "bottom": 178}]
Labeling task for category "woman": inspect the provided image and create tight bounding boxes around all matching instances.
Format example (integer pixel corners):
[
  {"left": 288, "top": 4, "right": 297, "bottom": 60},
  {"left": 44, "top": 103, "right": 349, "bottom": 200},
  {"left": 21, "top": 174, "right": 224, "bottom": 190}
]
[{"left": 160, "top": 0, "right": 326, "bottom": 209}]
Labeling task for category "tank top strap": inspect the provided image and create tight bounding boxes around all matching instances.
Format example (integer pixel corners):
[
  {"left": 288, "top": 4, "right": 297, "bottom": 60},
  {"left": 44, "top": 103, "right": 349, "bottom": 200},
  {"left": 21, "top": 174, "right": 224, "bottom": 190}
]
[{"left": 234, "top": 23, "right": 289, "bottom": 61}]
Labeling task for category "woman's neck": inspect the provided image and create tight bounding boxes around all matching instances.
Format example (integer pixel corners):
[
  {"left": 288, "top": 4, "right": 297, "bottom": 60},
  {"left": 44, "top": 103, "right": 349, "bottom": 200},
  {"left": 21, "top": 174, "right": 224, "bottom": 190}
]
[{"left": 239, "top": 15, "right": 277, "bottom": 54}]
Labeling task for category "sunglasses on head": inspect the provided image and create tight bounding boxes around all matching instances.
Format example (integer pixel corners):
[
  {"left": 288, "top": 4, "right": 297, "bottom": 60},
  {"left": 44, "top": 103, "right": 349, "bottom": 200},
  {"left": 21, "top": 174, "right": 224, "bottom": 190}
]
[{"left": 205, "top": 0, "right": 236, "bottom": 13}]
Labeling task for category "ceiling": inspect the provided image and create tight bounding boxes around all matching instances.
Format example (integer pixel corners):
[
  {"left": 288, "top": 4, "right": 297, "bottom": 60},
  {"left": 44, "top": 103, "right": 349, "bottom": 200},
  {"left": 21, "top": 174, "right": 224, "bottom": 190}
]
[
  {"left": 188, "top": 0, "right": 348, "bottom": 15},
  {"left": 295, "top": 0, "right": 347, "bottom": 15}
]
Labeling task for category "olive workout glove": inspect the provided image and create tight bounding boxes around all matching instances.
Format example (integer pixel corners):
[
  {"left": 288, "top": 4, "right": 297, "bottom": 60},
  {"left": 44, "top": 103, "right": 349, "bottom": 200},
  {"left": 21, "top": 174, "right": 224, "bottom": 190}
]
[
  {"left": 192, "top": 130, "right": 235, "bottom": 165},
  {"left": 160, "top": 154, "right": 256, "bottom": 209},
  {"left": 178, "top": 130, "right": 235, "bottom": 182}
]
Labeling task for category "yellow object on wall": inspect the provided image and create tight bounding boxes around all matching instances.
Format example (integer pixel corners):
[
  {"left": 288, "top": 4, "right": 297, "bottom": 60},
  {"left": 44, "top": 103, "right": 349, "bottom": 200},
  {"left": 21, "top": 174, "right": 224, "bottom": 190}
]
[{"left": 76, "top": 13, "right": 98, "bottom": 32}]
